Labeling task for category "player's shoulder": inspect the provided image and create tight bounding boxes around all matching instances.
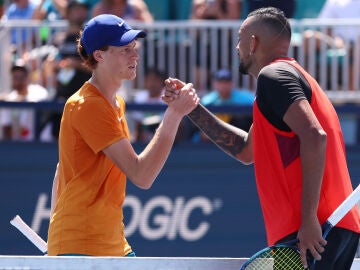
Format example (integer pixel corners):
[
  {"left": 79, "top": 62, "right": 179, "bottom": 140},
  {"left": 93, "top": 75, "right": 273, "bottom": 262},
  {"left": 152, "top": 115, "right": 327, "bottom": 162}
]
[
  {"left": 260, "top": 61, "right": 294, "bottom": 72},
  {"left": 68, "top": 82, "right": 100, "bottom": 102},
  {"left": 259, "top": 61, "right": 299, "bottom": 81},
  {"left": 65, "top": 83, "right": 106, "bottom": 113}
]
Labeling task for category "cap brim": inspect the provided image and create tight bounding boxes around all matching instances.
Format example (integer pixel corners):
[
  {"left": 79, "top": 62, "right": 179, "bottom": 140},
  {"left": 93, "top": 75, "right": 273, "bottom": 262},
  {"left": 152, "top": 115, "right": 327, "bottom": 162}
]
[{"left": 110, "top": 29, "right": 147, "bottom": 47}]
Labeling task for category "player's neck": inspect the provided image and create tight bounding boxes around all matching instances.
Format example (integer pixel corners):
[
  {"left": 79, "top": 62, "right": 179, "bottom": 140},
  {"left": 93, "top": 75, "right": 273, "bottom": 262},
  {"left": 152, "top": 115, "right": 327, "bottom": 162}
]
[{"left": 89, "top": 75, "right": 119, "bottom": 107}]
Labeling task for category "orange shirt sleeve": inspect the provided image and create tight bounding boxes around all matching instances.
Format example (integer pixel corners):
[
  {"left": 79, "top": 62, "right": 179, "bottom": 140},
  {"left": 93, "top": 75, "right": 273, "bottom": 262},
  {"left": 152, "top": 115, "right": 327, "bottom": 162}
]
[{"left": 70, "top": 95, "right": 129, "bottom": 154}]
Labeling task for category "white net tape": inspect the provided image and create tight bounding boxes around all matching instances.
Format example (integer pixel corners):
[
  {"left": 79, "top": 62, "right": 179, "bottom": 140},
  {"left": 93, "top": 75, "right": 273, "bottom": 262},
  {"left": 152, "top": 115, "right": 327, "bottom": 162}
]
[{"left": 0, "top": 256, "right": 360, "bottom": 270}]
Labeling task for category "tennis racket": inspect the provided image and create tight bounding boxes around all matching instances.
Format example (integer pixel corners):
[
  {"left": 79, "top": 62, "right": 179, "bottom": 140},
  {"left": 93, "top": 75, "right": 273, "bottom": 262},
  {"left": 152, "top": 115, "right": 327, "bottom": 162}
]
[
  {"left": 10, "top": 215, "right": 48, "bottom": 254},
  {"left": 240, "top": 184, "right": 360, "bottom": 270}
]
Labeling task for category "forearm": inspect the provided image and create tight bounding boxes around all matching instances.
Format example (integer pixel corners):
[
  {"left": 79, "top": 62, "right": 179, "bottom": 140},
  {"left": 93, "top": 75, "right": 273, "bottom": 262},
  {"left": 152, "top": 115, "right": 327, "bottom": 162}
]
[
  {"left": 32, "top": 0, "right": 46, "bottom": 20},
  {"left": 300, "top": 129, "right": 327, "bottom": 220},
  {"left": 135, "top": 109, "right": 183, "bottom": 188},
  {"left": 188, "top": 104, "right": 253, "bottom": 163}
]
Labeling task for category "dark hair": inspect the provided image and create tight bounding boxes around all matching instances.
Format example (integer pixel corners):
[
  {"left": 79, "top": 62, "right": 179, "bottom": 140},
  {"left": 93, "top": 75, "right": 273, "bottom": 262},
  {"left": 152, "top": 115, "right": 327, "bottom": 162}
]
[
  {"left": 67, "top": 0, "right": 88, "bottom": 12},
  {"left": 247, "top": 7, "right": 291, "bottom": 40}
]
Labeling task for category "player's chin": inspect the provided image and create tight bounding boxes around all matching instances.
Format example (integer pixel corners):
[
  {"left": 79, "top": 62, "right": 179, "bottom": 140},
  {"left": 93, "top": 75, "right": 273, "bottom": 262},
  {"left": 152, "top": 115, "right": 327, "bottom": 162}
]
[{"left": 127, "top": 69, "right": 137, "bottom": 80}]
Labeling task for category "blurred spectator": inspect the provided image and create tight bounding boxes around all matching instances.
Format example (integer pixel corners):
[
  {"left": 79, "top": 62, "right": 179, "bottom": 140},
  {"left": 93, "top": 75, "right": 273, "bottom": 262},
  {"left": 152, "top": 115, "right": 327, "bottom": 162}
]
[
  {"left": 32, "top": 0, "right": 67, "bottom": 20},
  {"left": 190, "top": 0, "right": 242, "bottom": 91},
  {"left": 292, "top": 0, "right": 325, "bottom": 19},
  {"left": 192, "top": 69, "right": 254, "bottom": 143},
  {"left": 78, "top": 0, "right": 98, "bottom": 15},
  {"left": 55, "top": 35, "right": 91, "bottom": 99},
  {"left": 19, "top": 44, "right": 58, "bottom": 88},
  {"left": 318, "top": 0, "right": 360, "bottom": 43},
  {"left": 245, "top": 0, "right": 296, "bottom": 18},
  {"left": 2, "top": 0, "right": 36, "bottom": 52},
  {"left": 190, "top": 0, "right": 241, "bottom": 20},
  {"left": 0, "top": 60, "right": 49, "bottom": 141},
  {"left": 129, "top": 67, "right": 166, "bottom": 143},
  {"left": 202, "top": 69, "right": 254, "bottom": 106},
  {"left": 91, "top": 0, "right": 153, "bottom": 22},
  {"left": 39, "top": 0, "right": 89, "bottom": 89},
  {"left": 303, "top": 0, "right": 360, "bottom": 90},
  {"left": 32, "top": 0, "right": 69, "bottom": 51},
  {"left": 58, "top": 0, "right": 89, "bottom": 37},
  {"left": 39, "top": 33, "right": 91, "bottom": 141}
]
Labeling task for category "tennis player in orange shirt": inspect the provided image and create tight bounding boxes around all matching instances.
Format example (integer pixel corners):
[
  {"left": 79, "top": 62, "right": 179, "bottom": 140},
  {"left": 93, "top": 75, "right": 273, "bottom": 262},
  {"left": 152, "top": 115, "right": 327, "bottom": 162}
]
[{"left": 47, "top": 14, "right": 199, "bottom": 257}]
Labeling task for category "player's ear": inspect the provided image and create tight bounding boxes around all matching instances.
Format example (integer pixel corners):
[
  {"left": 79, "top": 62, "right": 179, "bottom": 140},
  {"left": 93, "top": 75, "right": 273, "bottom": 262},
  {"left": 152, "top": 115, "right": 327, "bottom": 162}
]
[
  {"left": 93, "top": 50, "right": 104, "bottom": 62},
  {"left": 249, "top": 34, "right": 257, "bottom": 55}
]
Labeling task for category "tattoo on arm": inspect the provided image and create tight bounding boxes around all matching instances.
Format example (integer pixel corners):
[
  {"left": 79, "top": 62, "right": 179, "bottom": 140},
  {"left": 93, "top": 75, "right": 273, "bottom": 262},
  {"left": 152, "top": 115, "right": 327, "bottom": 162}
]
[{"left": 187, "top": 104, "right": 248, "bottom": 158}]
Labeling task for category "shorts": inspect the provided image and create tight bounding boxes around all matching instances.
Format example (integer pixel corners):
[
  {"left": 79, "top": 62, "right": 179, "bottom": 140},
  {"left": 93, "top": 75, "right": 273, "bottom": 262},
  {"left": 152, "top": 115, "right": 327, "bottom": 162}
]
[{"left": 277, "top": 227, "right": 359, "bottom": 270}]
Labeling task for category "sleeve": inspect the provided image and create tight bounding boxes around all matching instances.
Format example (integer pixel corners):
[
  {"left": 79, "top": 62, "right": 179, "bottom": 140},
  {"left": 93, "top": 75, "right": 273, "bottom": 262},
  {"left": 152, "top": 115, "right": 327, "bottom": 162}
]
[
  {"left": 257, "top": 64, "right": 307, "bottom": 121},
  {"left": 71, "top": 97, "right": 128, "bottom": 153}
]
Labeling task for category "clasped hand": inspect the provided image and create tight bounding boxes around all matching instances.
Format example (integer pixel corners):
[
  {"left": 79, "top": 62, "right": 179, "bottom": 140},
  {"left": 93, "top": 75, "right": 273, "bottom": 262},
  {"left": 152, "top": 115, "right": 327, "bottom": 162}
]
[{"left": 162, "top": 77, "right": 199, "bottom": 114}]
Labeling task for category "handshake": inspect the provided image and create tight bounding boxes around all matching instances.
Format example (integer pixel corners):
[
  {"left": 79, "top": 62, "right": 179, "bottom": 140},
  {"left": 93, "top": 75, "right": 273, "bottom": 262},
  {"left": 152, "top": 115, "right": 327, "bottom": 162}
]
[{"left": 162, "top": 78, "right": 199, "bottom": 116}]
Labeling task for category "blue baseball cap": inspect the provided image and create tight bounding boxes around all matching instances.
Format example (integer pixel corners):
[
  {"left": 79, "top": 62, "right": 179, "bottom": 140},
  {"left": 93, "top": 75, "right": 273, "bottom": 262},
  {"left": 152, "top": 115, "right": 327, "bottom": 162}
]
[
  {"left": 214, "top": 69, "right": 232, "bottom": 81},
  {"left": 81, "top": 14, "right": 147, "bottom": 56}
]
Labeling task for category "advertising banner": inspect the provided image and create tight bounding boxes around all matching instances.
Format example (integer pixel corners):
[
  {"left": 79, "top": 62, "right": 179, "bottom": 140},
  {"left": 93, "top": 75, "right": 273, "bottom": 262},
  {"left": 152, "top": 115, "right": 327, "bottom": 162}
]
[{"left": 1, "top": 142, "right": 358, "bottom": 257}]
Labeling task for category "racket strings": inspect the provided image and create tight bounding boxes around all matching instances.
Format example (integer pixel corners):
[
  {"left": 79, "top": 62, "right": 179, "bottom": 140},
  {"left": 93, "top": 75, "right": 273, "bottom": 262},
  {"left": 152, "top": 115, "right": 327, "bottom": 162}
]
[
  {"left": 243, "top": 247, "right": 305, "bottom": 270},
  {"left": 274, "top": 247, "right": 304, "bottom": 269}
]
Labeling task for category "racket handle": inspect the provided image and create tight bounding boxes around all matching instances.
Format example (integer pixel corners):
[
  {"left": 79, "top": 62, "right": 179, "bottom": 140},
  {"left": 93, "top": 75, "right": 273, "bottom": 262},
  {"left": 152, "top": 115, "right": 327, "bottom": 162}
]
[
  {"left": 10, "top": 215, "right": 48, "bottom": 253},
  {"left": 327, "top": 184, "right": 360, "bottom": 226}
]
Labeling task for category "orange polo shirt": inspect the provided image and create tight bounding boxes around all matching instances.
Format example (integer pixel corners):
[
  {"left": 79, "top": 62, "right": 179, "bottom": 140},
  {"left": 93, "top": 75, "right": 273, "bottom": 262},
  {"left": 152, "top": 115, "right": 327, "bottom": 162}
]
[
  {"left": 253, "top": 59, "right": 360, "bottom": 245},
  {"left": 48, "top": 82, "right": 132, "bottom": 256}
]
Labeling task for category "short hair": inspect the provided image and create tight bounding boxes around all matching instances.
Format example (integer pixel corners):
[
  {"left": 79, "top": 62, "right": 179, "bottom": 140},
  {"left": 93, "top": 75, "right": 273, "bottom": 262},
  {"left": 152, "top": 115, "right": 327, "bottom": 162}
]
[{"left": 247, "top": 7, "right": 291, "bottom": 40}]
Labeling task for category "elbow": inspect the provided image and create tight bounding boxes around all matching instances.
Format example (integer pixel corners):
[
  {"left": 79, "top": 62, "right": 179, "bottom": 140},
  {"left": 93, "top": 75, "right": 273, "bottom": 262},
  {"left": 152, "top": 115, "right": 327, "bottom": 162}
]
[
  {"left": 320, "top": 129, "right": 327, "bottom": 142},
  {"left": 137, "top": 182, "right": 153, "bottom": 190},
  {"left": 129, "top": 175, "right": 155, "bottom": 190},
  {"left": 315, "top": 128, "right": 327, "bottom": 147},
  {"left": 306, "top": 128, "right": 327, "bottom": 151},
  {"left": 124, "top": 161, "right": 157, "bottom": 190},
  {"left": 236, "top": 147, "right": 254, "bottom": 165},
  {"left": 319, "top": 129, "right": 327, "bottom": 152}
]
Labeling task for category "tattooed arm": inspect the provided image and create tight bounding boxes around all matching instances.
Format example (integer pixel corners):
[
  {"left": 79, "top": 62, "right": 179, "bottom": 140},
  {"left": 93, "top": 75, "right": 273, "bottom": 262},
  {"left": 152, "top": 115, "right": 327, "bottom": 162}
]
[
  {"left": 188, "top": 104, "right": 253, "bottom": 164},
  {"left": 164, "top": 78, "right": 253, "bottom": 164}
]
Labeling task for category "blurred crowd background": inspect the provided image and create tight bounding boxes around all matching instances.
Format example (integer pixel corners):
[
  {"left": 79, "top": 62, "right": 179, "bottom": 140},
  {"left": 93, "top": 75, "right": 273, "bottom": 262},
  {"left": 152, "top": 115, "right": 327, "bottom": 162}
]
[{"left": 1, "top": 0, "right": 360, "bottom": 144}]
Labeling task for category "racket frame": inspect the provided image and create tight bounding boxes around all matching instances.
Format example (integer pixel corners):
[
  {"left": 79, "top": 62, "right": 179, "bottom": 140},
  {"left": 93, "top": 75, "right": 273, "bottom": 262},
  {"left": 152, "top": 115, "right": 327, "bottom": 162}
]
[
  {"left": 10, "top": 215, "right": 48, "bottom": 254},
  {"left": 241, "top": 184, "right": 360, "bottom": 270}
]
